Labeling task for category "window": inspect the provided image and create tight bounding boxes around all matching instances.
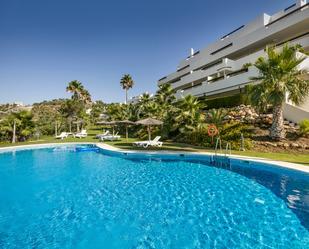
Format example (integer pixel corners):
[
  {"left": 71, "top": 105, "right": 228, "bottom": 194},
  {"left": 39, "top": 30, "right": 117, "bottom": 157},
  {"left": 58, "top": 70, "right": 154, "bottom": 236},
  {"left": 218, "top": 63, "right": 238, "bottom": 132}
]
[
  {"left": 220, "top": 25, "right": 245, "bottom": 40},
  {"left": 193, "top": 51, "right": 200, "bottom": 56},
  {"left": 181, "top": 82, "right": 202, "bottom": 91},
  {"left": 276, "top": 31, "right": 309, "bottom": 47},
  {"left": 266, "top": 3, "right": 309, "bottom": 27},
  {"left": 211, "top": 43, "right": 233, "bottom": 55},
  {"left": 193, "top": 59, "right": 222, "bottom": 72},
  {"left": 177, "top": 65, "right": 190, "bottom": 72},
  {"left": 284, "top": 3, "right": 296, "bottom": 12}
]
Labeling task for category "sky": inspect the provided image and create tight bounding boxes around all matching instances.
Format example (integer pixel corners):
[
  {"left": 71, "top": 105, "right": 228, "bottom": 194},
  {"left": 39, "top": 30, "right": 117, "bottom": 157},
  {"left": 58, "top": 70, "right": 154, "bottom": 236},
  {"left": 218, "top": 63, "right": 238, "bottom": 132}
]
[{"left": 0, "top": 0, "right": 295, "bottom": 104}]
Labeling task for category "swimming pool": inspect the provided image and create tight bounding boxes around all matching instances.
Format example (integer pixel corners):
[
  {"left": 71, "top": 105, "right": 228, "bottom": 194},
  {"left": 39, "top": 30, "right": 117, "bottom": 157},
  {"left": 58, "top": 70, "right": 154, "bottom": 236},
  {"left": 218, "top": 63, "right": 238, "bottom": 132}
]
[{"left": 0, "top": 144, "right": 308, "bottom": 248}]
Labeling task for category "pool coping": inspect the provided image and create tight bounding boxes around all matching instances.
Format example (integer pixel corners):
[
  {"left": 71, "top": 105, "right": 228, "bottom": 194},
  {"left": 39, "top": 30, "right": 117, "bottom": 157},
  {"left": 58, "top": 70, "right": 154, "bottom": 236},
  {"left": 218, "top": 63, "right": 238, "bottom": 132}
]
[
  {"left": 95, "top": 143, "right": 309, "bottom": 174},
  {"left": 0, "top": 142, "right": 308, "bottom": 174}
]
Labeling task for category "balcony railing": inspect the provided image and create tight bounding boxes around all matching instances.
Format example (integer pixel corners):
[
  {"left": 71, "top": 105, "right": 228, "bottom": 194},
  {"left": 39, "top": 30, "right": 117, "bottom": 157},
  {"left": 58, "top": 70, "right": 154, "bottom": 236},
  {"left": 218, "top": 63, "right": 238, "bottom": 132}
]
[
  {"left": 211, "top": 43, "right": 233, "bottom": 55},
  {"left": 177, "top": 65, "right": 190, "bottom": 72},
  {"left": 266, "top": 2, "right": 309, "bottom": 27},
  {"left": 208, "top": 76, "right": 225, "bottom": 83},
  {"left": 220, "top": 25, "right": 245, "bottom": 40},
  {"left": 276, "top": 31, "right": 309, "bottom": 47},
  {"left": 284, "top": 3, "right": 296, "bottom": 12}
]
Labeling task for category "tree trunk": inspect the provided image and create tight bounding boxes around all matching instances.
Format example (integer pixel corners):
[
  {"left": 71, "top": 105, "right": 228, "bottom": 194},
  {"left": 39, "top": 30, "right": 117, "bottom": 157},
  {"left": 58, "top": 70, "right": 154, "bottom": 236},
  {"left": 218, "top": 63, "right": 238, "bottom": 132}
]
[
  {"left": 126, "top": 125, "right": 128, "bottom": 141},
  {"left": 125, "top": 89, "right": 128, "bottom": 104},
  {"left": 270, "top": 104, "right": 285, "bottom": 140},
  {"left": 148, "top": 125, "right": 151, "bottom": 141},
  {"left": 55, "top": 121, "right": 58, "bottom": 137},
  {"left": 12, "top": 120, "right": 16, "bottom": 144}
]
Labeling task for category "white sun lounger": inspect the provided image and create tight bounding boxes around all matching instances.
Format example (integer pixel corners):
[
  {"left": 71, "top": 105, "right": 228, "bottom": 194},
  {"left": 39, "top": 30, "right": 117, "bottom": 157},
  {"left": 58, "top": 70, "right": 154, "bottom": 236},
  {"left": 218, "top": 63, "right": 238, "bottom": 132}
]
[
  {"left": 133, "top": 136, "right": 163, "bottom": 148},
  {"left": 96, "top": 130, "right": 110, "bottom": 139},
  {"left": 55, "top": 132, "right": 69, "bottom": 140},
  {"left": 74, "top": 129, "right": 88, "bottom": 138},
  {"left": 100, "top": 132, "right": 120, "bottom": 141}
]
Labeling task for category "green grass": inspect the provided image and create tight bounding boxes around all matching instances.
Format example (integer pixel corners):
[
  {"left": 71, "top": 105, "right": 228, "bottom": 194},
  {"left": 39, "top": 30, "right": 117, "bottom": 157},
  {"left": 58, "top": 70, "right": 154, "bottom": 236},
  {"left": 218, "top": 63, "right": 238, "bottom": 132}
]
[
  {"left": 105, "top": 139, "right": 309, "bottom": 166},
  {"left": 1, "top": 128, "right": 308, "bottom": 166}
]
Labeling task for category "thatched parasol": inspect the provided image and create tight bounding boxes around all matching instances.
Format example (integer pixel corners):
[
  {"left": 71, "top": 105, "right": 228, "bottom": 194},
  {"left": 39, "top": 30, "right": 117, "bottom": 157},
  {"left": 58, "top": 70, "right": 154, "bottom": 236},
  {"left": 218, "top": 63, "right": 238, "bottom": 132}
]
[
  {"left": 115, "top": 120, "right": 135, "bottom": 141},
  {"left": 135, "top": 118, "right": 163, "bottom": 141},
  {"left": 96, "top": 121, "right": 117, "bottom": 135},
  {"left": 72, "top": 120, "right": 84, "bottom": 132}
]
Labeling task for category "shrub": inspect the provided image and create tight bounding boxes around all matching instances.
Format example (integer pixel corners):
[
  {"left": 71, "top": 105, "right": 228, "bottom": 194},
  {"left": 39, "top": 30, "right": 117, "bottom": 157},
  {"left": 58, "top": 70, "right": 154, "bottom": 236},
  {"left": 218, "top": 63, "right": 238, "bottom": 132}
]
[
  {"left": 175, "top": 121, "right": 254, "bottom": 150},
  {"left": 220, "top": 122, "right": 254, "bottom": 150},
  {"left": 175, "top": 127, "right": 213, "bottom": 147},
  {"left": 299, "top": 119, "right": 309, "bottom": 136}
]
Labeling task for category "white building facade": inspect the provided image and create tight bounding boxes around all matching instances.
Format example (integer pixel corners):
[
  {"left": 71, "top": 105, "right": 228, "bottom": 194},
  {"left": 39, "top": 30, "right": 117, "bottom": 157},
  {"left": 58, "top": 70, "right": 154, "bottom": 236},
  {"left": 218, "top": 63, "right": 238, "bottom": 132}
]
[{"left": 158, "top": 0, "right": 309, "bottom": 123}]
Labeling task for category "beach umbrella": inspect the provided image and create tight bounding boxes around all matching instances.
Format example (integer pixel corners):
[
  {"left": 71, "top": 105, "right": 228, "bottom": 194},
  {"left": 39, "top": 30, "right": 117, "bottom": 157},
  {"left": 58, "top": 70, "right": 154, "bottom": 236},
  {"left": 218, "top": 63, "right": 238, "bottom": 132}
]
[
  {"left": 96, "top": 121, "right": 117, "bottom": 135},
  {"left": 73, "top": 120, "right": 83, "bottom": 132},
  {"left": 115, "top": 120, "right": 135, "bottom": 141},
  {"left": 135, "top": 118, "right": 163, "bottom": 141}
]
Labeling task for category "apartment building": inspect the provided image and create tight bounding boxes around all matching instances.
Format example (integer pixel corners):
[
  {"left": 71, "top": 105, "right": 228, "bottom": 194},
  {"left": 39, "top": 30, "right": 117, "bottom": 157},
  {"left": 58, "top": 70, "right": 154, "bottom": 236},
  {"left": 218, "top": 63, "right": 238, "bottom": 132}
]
[{"left": 157, "top": 0, "right": 309, "bottom": 122}]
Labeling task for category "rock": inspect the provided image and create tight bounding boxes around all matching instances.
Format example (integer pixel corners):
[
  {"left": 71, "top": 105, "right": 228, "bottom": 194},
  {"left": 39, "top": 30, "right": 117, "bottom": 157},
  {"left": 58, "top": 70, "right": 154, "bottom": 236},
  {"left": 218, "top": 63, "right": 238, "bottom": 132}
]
[
  {"left": 290, "top": 143, "right": 299, "bottom": 148},
  {"left": 283, "top": 143, "right": 289, "bottom": 148},
  {"left": 264, "top": 142, "right": 277, "bottom": 147}
]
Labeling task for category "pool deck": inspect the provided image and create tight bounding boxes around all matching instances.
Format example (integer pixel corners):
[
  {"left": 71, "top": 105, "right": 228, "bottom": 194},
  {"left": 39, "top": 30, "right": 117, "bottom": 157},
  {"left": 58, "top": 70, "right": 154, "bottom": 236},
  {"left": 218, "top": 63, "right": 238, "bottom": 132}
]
[{"left": 0, "top": 142, "right": 308, "bottom": 174}]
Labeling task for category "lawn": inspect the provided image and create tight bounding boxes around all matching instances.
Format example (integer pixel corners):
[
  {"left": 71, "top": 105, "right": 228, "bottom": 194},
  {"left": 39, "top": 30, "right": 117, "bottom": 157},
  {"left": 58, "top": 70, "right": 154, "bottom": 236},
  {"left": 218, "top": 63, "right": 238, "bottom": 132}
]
[{"left": 1, "top": 128, "right": 308, "bottom": 166}]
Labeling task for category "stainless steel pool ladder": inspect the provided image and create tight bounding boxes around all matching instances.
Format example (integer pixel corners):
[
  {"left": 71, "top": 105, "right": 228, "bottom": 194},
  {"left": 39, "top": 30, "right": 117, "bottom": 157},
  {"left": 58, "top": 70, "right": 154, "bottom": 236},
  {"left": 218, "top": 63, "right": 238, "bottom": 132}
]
[
  {"left": 212, "top": 138, "right": 231, "bottom": 168},
  {"left": 225, "top": 142, "right": 232, "bottom": 156},
  {"left": 215, "top": 137, "right": 222, "bottom": 155}
]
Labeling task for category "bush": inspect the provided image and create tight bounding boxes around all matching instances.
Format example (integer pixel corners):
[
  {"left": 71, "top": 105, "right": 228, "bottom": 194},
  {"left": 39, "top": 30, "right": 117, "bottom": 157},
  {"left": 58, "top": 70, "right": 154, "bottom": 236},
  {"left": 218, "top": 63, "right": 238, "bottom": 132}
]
[
  {"left": 220, "top": 122, "right": 254, "bottom": 150},
  {"left": 175, "top": 127, "right": 213, "bottom": 147},
  {"left": 175, "top": 121, "right": 254, "bottom": 150},
  {"left": 299, "top": 119, "right": 309, "bottom": 136}
]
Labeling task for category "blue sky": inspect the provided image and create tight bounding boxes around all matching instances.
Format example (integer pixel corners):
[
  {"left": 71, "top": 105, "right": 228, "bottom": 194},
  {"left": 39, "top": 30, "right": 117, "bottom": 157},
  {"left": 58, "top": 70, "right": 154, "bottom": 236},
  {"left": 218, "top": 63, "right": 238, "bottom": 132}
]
[{"left": 0, "top": 0, "right": 294, "bottom": 104}]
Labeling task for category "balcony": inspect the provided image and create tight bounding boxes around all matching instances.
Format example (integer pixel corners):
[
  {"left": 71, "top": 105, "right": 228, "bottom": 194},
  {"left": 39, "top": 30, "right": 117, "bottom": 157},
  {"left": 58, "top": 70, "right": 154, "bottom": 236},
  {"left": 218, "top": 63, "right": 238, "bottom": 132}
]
[
  {"left": 158, "top": 64, "right": 191, "bottom": 85},
  {"left": 175, "top": 67, "right": 258, "bottom": 99},
  {"left": 171, "top": 58, "right": 236, "bottom": 90}
]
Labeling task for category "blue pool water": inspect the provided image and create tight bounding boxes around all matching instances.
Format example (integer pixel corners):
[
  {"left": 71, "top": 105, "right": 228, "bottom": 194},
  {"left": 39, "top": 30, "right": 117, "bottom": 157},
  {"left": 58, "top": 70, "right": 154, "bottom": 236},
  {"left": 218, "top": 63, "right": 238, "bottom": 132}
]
[{"left": 0, "top": 145, "right": 308, "bottom": 248}]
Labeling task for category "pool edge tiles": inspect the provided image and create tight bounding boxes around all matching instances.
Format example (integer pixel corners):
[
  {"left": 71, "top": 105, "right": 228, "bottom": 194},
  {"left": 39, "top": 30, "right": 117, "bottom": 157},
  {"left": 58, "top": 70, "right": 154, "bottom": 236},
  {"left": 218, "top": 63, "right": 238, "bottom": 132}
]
[
  {"left": 96, "top": 143, "right": 309, "bottom": 174},
  {"left": 0, "top": 142, "right": 96, "bottom": 154},
  {"left": 0, "top": 142, "right": 308, "bottom": 174}
]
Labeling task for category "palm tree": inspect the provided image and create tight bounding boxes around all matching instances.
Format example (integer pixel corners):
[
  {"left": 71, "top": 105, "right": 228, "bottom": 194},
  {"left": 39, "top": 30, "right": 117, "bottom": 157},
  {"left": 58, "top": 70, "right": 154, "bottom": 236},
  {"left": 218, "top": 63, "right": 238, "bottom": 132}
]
[
  {"left": 120, "top": 74, "right": 134, "bottom": 104},
  {"left": 175, "top": 95, "right": 205, "bottom": 133},
  {"left": 249, "top": 44, "right": 309, "bottom": 140},
  {"left": 178, "top": 94, "right": 204, "bottom": 114},
  {"left": 206, "top": 109, "right": 227, "bottom": 128},
  {"left": 66, "top": 80, "right": 83, "bottom": 100},
  {"left": 80, "top": 89, "right": 92, "bottom": 105},
  {"left": 66, "top": 80, "right": 92, "bottom": 104},
  {"left": 155, "top": 83, "right": 176, "bottom": 105},
  {"left": 136, "top": 93, "right": 155, "bottom": 119}
]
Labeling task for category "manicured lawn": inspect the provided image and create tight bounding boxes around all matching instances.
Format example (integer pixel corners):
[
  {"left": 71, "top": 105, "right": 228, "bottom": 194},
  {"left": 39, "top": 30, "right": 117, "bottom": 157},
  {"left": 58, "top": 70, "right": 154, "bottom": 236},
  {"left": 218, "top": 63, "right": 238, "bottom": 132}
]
[
  {"left": 105, "top": 139, "right": 309, "bottom": 166},
  {"left": 1, "top": 128, "right": 308, "bottom": 166}
]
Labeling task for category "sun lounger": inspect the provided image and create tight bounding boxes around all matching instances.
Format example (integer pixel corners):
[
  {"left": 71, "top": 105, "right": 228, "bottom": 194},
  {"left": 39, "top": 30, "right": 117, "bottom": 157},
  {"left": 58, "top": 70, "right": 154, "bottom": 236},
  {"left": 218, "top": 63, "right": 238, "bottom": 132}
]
[
  {"left": 133, "top": 136, "right": 163, "bottom": 148},
  {"left": 55, "top": 132, "right": 69, "bottom": 140},
  {"left": 100, "top": 132, "right": 120, "bottom": 141},
  {"left": 96, "top": 131, "right": 110, "bottom": 139},
  {"left": 74, "top": 129, "right": 87, "bottom": 138}
]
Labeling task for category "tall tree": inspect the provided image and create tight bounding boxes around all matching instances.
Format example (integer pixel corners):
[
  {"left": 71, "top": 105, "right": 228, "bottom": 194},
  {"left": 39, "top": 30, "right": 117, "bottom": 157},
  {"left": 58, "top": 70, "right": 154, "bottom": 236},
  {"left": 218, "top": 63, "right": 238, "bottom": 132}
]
[
  {"left": 175, "top": 95, "right": 205, "bottom": 133},
  {"left": 249, "top": 44, "right": 309, "bottom": 140},
  {"left": 0, "top": 111, "right": 34, "bottom": 143},
  {"left": 66, "top": 80, "right": 92, "bottom": 105},
  {"left": 155, "top": 83, "right": 176, "bottom": 105},
  {"left": 120, "top": 74, "right": 134, "bottom": 104}
]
